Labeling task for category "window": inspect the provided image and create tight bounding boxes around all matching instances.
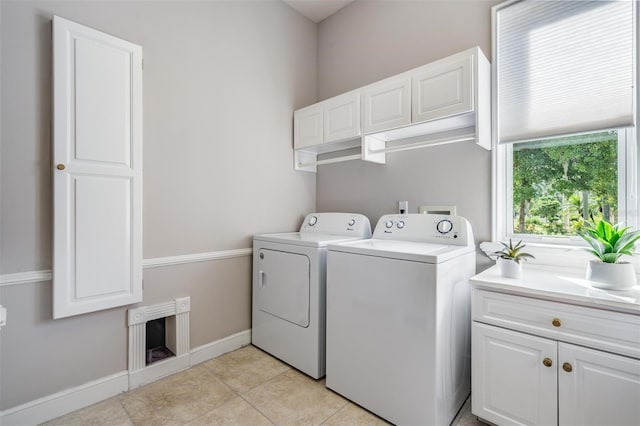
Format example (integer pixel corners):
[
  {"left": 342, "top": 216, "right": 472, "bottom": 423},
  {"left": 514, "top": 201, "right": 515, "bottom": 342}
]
[{"left": 492, "top": 0, "right": 638, "bottom": 245}]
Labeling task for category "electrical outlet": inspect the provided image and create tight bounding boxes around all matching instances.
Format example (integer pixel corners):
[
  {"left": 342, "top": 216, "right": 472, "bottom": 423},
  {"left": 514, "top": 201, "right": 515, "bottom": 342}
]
[{"left": 398, "top": 201, "right": 408, "bottom": 214}]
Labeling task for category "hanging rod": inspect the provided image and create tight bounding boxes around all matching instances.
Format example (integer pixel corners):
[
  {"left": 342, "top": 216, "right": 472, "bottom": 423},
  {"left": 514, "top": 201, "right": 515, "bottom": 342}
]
[
  {"left": 367, "top": 133, "right": 476, "bottom": 155},
  {"left": 297, "top": 153, "right": 362, "bottom": 169}
]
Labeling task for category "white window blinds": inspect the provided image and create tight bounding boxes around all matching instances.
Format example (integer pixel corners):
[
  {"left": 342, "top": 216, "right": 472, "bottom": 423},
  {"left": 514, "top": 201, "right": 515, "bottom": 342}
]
[{"left": 496, "top": 0, "right": 635, "bottom": 144}]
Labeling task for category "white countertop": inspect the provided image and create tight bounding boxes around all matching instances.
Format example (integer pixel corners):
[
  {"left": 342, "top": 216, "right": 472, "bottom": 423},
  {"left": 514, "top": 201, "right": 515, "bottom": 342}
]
[{"left": 471, "top": 264, "right": 640, "bottom": 315}]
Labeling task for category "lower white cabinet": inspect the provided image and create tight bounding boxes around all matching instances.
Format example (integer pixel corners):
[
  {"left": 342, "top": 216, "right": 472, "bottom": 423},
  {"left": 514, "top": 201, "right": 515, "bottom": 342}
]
[
  {"left": 472, "top": 322, "right": 557, "bottom": 426},
  {"left": 472, "top": 289, "right": 640, "bottom": 426},
  {"left": 559, "top": 343, "right": 640, "bottom": 426}
]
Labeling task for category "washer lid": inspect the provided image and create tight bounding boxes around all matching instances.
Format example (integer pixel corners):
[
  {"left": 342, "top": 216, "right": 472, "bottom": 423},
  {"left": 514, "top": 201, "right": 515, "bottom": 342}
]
[
  {"left": 327, "top": 238, "right": 474, "bottom": 263},
  {"left": 254, "top": 232, "right": 368, "bottom": 248}
]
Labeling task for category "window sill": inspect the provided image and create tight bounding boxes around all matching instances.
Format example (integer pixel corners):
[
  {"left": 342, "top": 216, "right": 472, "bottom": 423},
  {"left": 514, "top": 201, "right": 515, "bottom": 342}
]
[{"left": 480, "top": 241, "right": 640, "bottom": 272}]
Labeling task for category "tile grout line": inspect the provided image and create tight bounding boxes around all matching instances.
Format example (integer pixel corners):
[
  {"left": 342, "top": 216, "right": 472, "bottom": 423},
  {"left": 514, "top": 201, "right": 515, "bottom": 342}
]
[
  {"left": 237, "top": 393, "right": 277, "bottom": 425},
  {"left": 235, "top": 367, "right": 294, "bottom": 425},
  {"left": 180, "top": 367, "right": 240, "bottom": 425},
  {"left": 318, "top": 398, "right": 350, "bottom": 425},
  {"left": 198, "top": 350, "right": 287, "bottom": 425},
  {"left": 116, "top": 394, "right": 135, "bottom": 425}
]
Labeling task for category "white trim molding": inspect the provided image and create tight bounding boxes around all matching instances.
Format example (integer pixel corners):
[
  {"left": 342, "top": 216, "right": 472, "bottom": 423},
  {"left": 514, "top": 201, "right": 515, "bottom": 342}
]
[
  {"left": 0, "top": 248, "right": 253, "bottom": 287},
  {"left": 0, "top": 270, "right": 53, "bottom": 287},
  {"left": 142, "top": 248, "right": 252, "bottom": 269},
  {"left": 0, "top": 371, "right": 128, "bottom": 426}
]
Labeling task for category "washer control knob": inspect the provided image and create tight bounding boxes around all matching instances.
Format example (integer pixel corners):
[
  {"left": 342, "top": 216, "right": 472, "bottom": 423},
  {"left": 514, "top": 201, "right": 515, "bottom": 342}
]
[
  {"left": 348, "top": 219, "right": 356, "bottom": 226},
  {"left": 397, "top": 221, "right": 405, "bottom": 229},
  {"left": 385, "top": 220, "right": 394, "bottom": 229},
  {"left": 436, "top": 219, "right": 453, "bottom": 234},
  {"left": 308, "top": 215, "right": 318, "bottom": 226}
]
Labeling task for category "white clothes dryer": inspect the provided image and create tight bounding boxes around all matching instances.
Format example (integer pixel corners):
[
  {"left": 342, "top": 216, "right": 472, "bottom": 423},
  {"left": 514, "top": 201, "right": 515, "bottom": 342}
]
[
  {"left": 252, "top": 213, "right": 371, "bottom": 379},
  {"left": 326, "top": 213, "right": 475, "bottom": 426}
]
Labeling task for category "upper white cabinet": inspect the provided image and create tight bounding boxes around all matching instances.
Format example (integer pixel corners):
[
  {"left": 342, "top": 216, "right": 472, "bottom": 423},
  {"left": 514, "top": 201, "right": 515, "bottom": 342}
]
[
  {"left": 324, "top": 91, "right": 361, "bottom": 143},
  {"left": 294, "top": 91, "right": 361, "bottom": 150},
  {"left": 293, "top": 46, "right": 491, "bottom": 172},
  {"left": 412, "top": 54, "right": 473, "bottom": 123},
  {"left": 294, "top": 91, "right": 362, "bottom": 172},
  {"left": 294, "top": 104, "right": 323, "bottom": 149},
  {"left": 362, "top": 76, "right": 411, "bottom": 134}
]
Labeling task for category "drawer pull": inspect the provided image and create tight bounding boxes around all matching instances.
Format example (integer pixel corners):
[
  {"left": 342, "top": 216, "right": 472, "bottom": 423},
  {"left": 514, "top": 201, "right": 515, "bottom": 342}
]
[
  {"left": 552, "top": 318, "right": 561, "bottom": 327},
  {"left": 563, "top": 362, "right": 573, "bottom": 373},
  {"left": 542, "top": 357, "right": 553, "bottom": 367}
]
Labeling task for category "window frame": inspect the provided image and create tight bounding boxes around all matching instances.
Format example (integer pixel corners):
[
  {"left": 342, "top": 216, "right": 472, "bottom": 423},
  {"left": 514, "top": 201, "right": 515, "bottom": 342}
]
[{"left": 491, "top": 0, "right": 640, "bottom": 250}]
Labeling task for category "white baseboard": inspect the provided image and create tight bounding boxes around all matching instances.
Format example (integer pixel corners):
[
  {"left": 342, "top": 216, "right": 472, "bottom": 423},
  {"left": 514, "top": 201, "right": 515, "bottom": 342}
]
[
  {"left": 190, "top": 329, "right": 252, "bottom": 366},
  {"left": 0, "top": 371, "right": 128, "bottom": 426},
  {"left": 128, "top": 353, "right": 191, "bottom": 390},
  {"left": 0, "top": 329, "right": 251, "bottom": 426},
  {"left": 0, "top": 330, "right": 252, "bottom": 425}
]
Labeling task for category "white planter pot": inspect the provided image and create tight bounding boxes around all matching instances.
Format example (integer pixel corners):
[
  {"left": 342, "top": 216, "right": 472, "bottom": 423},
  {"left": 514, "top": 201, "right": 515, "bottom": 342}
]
[
  {"left": 586, "top": 260, "right": 638, "bottom": 291},
  {"left": 498, "top": 258, "right": 523, "bottom": 279}
]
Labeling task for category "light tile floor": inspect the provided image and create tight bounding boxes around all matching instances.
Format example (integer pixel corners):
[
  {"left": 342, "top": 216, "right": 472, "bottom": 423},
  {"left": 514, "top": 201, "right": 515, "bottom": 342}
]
[{"left": 43, "top": 345, "right": 486, "bottom": 426}]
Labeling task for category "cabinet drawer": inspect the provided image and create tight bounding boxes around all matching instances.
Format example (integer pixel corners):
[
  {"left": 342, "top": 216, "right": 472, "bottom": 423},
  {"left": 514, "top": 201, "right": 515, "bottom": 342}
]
[{"left": 472, "top": 289, "right": 640, "bottom": 359}]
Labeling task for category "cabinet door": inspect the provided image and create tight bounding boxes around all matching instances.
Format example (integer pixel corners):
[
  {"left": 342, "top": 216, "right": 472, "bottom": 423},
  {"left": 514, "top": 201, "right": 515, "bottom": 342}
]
[
  {"left": 53, "top": 16, "right": 143, "bottom": 319},
  {"left": 559, "top": 343, "right": 640, "bottom": 426},
  {"left": 412, "top": 54, "right": 473, "bottom": 123},
  {"left": 323, "top": 91, "right": 361, "bottom": 143},
  {"left": 294, "top": 104, "right": 323, "bottom": 149},
  {"left": 472, "top": 323, "right": 557, "bottom": 426},
  {"left": 362, "top": 76, "right": 411, "bottom": 133}
]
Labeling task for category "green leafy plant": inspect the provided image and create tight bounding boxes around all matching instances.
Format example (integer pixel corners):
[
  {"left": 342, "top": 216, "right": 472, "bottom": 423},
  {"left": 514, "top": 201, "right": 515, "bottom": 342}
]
[
  {"left": 493, "top": 239, "right": 535, "bottom": 264},
  {"left": 578, "top": 219, "right": 640, "bottom": 263}
]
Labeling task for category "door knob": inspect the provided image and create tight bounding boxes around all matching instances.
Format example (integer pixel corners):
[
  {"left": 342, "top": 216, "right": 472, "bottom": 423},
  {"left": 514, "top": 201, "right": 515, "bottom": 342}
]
[
  {"left": 563, "top": 362, "right": 573, "bottom": 372},
  {"left": 542, "top": 357, "right": 553, "bottom": 367},
  {"left": 56, "top": 164, "right": 66, "bottom": 170}
]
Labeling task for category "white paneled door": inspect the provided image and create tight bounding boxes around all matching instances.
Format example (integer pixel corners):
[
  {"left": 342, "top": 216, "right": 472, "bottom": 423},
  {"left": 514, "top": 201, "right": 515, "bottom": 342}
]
[
  {"left": 53, "top": 16, "right": 142, "bottom": 319},
  {"left": 559, "top": 343, "right": 640, "bottom": 426},
  {"left": 472, "top": 322, "right": 558, "bottom": 426}
]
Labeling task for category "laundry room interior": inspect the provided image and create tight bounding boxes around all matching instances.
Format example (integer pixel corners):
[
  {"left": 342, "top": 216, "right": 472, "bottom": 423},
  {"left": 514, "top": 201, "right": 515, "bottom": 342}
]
[{"left": 1, "top": 0, "right": 639, "bottom": 425}]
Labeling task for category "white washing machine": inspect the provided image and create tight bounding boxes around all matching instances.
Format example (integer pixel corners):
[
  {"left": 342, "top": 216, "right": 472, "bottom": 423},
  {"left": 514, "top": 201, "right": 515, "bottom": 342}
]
[
  {"left": 252, "top": 212, "right": 371, "bottom": 379},
  {"left": 326, "top": 213, "right": 475, "bottom": 426}
]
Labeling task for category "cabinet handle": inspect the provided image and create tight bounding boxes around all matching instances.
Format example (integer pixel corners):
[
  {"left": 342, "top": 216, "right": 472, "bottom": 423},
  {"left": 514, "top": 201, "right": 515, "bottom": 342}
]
[
  {"left": 56, "top": 164, "right": 66, "bottom": 170},
  {"left": 562, "top": 362, "right": 573, "bottom": 373},
  {"left": 542, "top": 357, "right": 553, "bottom": 367},
  {"left": 552, "top": 318, "right": 561, "bottom": 327}
]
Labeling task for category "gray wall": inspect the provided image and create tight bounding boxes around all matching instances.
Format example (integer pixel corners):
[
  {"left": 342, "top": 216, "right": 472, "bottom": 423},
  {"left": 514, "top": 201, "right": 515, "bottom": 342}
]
[
  {"left": 316, "top": 0, "right": 500, "bottom": 270},
  {"left": 0, "top": 0, "right": 316, "bottom": 409}
]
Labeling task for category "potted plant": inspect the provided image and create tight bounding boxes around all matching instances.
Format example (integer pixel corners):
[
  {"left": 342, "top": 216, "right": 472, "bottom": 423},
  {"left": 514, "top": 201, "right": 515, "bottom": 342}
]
[
  {"left": 494, "top": 239, "right": 535, "bottom": 279},
  {"left": 578, "top": 219, "right": 640, "bottom": 290}
]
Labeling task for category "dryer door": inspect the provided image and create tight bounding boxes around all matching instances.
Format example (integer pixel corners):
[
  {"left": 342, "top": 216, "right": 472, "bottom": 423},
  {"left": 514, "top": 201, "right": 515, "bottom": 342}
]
[{"left": 257, "top": 249, "right": 310, "bottom": 327}]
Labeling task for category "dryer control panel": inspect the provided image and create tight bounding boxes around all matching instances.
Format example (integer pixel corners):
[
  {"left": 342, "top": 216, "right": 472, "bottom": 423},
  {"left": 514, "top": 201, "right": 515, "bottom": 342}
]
[
  {"left": 300, "top": 213, "right": 372, "bottom": 238},
  {"left": 373, "top": 214, "right": 473, "bottom": 247}
]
